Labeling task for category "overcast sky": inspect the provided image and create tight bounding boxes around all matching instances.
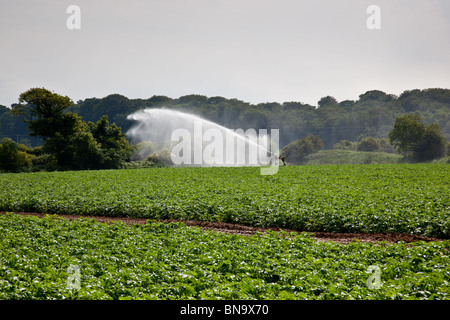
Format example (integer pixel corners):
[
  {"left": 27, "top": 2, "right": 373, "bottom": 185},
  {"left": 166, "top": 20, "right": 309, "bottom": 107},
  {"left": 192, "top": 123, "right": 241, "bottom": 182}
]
[{"left": 1, "top": 0, "right": 450, "bottom": 107}]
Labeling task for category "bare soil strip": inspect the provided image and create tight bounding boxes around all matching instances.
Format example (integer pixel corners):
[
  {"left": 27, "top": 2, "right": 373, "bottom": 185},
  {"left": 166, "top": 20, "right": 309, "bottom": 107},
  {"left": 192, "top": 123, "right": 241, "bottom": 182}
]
[{"left": 2, "top": 211, "right": 444, "bottom": 245}]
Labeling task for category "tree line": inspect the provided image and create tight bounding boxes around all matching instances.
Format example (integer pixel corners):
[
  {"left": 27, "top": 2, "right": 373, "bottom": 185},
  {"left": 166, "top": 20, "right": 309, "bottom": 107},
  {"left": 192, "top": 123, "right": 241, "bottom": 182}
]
[
  {"left": 1, "top": 88, "right": 132, "bottom": 172},
  {"left": 280, "top": 113, "right": 448, "bottom": 165},
  {"left": 72, "top": 88, "right": 450, "bottom": 149},
  {"left": 3, "top": 87, "right": 450, "bottom": 149},
  {"left": 0, "top": 87, "right": 449, "bottom": 171}
]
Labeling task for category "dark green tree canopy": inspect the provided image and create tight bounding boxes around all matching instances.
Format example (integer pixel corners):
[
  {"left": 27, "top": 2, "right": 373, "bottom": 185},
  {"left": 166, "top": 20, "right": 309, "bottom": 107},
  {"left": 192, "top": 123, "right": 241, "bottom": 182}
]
[
  {"left": 359, "top": 90, "right": 395, "bottom": 102},
  {"left": 318, "top": 96, "right": 338, "bottom": 107},
  {"left": 3, "top": 87, "right": 450, "bottom": 153},
  {"left": 0, "top": 138, "right": 32, "bottom": 172},
  {"left": 389, "top": 114, "right": 426, "bottom": 156},
  {"left": 12, "top": 88, "right": 132, "bottom": 170},
  {"left": 177, "top": 94, "right": 208, "bottom": 106},
  {"left": 415, "top": 123, "right": 447, "bottom": 161},
  {"left": 280, "top": 134, "right": 324, "bottom": 164},
  {"left": 13, "top": 88, "right": 72, "bottom": 121},
  {"left": 88, "top": 115, "right": 133, "bottom": 169},
  {"left": 389, "top": 114, "right": 447, "bottom": 161},
  {"left": 12, "top": 88, "right": 76, "bottom": 139},
  {"left": 357, "top": 137, "right": 381, "bottom": 152}
]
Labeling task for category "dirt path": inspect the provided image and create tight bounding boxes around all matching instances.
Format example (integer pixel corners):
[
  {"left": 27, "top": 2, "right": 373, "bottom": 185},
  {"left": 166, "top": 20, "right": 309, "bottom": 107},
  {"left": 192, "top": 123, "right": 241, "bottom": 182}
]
[{"left": 3, "top": 211, "right": 444, "bottom": 245}]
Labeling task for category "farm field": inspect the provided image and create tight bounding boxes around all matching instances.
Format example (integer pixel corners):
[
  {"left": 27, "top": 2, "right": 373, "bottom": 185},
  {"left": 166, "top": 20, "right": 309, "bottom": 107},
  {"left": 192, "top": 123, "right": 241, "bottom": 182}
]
[
  {"left": 0, "top": 163, "right": 449, "bottom": 300},
  {"left": 0, "top": 213, "right": 449, "bottom": 300},
  {"left": 0, "top": 163, "right": 449, "bottom": 238}
]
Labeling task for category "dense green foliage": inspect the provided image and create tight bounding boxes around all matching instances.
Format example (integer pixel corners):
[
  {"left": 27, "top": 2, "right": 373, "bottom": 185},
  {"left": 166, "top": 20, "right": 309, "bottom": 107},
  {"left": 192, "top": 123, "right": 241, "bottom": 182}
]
[
  {"left": 357, "top": 137, "right": 383, "bottom": 152},
  {"left": 0, "top": 138, "right": 33, "bottom": 172},
  {"left": 389, "top": 114, "right": 447, "bottom": 161},
  {"left": 280, "top": 134, "right": 324, "bottom": 164},
  {"left": 1, "top": 88, "right": 448, "bottom": 171},
  {"left": 87, "top": 115, "right": 134, "bottom": 169},
  {"left": 301, "top": 150, "right": 402, "bottom": 165},
  {"left": 0, "top": 164, "right": 448, "bottom": 238},
  {"left": 334, "top": 138, "right": 389, "bottom": 151},
  {"left": 2, "top": 88, "right": 450, "bottom": 149},
  {"left": 6, "top": 88, "right": 132, "bottom": 171},
  {"left": 11, "top": 88, "right": 74, "bottom": 139},
  {"left": 0, "top": 213, "right": 448, "bottom": 300}
]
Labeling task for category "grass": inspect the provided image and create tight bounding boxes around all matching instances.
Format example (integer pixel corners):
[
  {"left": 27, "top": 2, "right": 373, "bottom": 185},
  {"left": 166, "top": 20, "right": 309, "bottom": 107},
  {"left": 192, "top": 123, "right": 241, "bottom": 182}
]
[{"left": 301, "top": 150, "right": 402, "bottom": 165}]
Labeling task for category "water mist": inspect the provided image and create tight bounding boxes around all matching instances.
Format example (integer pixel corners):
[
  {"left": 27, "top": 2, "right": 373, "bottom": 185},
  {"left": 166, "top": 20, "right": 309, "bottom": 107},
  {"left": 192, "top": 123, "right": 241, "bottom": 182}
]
[{"left": 126, "top": 108, "right": 280, "bottom": 169}]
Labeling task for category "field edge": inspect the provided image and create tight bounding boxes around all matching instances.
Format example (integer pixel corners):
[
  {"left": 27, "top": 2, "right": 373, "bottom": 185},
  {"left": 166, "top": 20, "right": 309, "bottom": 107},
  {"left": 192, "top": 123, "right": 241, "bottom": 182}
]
[{"left": 2, "top": 211, "right": 445, "bottom": 245}]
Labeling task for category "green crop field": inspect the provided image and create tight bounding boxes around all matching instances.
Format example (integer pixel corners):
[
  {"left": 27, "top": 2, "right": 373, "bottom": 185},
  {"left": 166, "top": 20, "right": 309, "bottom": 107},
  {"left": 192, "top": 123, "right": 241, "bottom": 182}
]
[
  {"left": 0, "top": 163, "right": 449, "bottom": 300},
  {"left": 0, "top": 213, "right": 449, "bottom": 300},
  {"left": 0, "top": 163, "right": 449, "bottom": 238}
]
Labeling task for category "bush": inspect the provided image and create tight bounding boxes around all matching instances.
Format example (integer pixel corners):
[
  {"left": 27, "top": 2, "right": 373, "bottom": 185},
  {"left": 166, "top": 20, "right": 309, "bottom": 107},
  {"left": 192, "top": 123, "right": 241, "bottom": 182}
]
[
  {"left": 414, "top": 123, "right": 447, "bottom": 161},
  {"left": 131, "top": 141, "right": 168, "bottom": 161},
  {"left": 357, "top": 137, "right": 381, "bottom": 152},
  {"left": 333, "top": 140, "right": 356, "bottom": 151},
  {"left": 378, "top": 138, "right": 396, "bottom": 154},
  {"left": 0, "top": 138, "right": 34, "bottom": 172},
  {"left": 335, "top": 138, "right": 395, "bottom": 154},
  {"left": 280, "top": 135, "right": 324, "bottom": 164},
  {"left": 146, "top": 148, "right": 174, "bottom": 166},
  {"left": 389, "top": 114, "right": 447, "bottom": 161}
]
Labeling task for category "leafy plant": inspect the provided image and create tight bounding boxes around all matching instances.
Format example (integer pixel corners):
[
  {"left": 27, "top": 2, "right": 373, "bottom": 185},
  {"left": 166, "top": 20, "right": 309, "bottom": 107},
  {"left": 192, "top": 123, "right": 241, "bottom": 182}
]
[
  {"left": 0, "top": 164, "right": 447, "bottom": 238},
  {"left": 0, "top": 213, "right": 448, "bottom": 300}
]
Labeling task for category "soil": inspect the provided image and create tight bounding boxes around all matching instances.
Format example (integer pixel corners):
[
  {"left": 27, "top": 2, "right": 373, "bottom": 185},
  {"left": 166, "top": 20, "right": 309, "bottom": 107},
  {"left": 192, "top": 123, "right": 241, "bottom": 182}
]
[{"left": 2, "top": 211, "right": 444, "bottom": 245}]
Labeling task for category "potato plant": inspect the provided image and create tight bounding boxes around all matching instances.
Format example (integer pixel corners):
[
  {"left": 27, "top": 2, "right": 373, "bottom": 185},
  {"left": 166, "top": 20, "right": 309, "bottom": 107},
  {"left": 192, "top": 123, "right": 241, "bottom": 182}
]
[
  {"left": 0, "top": 213, "right": 449, "bottom": 300},
  {"left": 0, "top": 164, "right": 448, "bottom": 238}
]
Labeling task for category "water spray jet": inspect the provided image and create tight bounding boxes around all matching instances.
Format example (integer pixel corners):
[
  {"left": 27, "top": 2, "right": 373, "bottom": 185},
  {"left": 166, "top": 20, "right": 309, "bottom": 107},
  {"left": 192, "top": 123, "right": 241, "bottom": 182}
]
[{"left": 126, "top": 108, "right": 280, "bottom": 170}]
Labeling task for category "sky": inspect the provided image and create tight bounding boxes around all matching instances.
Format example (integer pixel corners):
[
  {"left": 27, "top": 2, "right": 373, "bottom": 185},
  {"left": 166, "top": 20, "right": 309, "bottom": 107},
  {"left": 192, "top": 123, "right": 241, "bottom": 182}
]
[{"left": 1, "top": 0, "right": 450, "bottom": 107}]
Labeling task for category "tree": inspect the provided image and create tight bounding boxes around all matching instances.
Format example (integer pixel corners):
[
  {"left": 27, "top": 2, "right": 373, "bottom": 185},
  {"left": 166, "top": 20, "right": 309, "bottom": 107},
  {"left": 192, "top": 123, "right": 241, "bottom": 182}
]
[
  {"left": 0, "top": 138, "right": 33, "bottom": 172},
  {"left": 36, "top": 112, "right": 104, "bottom": 170},
  {"left": 12, "top": 88, "right": 73, "bottom": 138},
  {"left": 378, "top": 138, "right": 396, "bottom": 154},
  {"left": 389, "top": 114, "right": 447, "bottom": 161},
  {"left": 388, "top": 114, "right": 425, "bottom": 157},
  {"left": 177, "top": 94, "right": 208, "bottom": 106},
  {"left": 415, "top": 123, "right": 447, "bottom": 161},
  {"left": 318, "top": 96, "right": 338, "bottom": 107},
  {"left": 13, "top": 89, "right": 101, "bottom": 169},
  {"left": 43, "top": 129, "right": 103, "bottom": 170},
  {"left": 357, "top": 137, "right": 381, "bottom": 152},
  {"left": 12, "top": 88, "right": 132, "bottom": 170},
  {"left": 94, "top": 94, "right": 130, "bottom": 121},
  {"left": 280, "top": 134, "right": 324, "bottom": 164},
  {"left": 240, "top": 108, "right": 269, "bottom": 131},
  {"left": 88, "top": 115, "right": 133, "bottom": 168},
  {"left": 5, "top": 87, "right": 450, "bottom": 154},
  {"left": 358, "top": 90, "right": 394, "bottom": 102},
  {"left": 333, "top": 140, "right": 356, "bottom": 151}
]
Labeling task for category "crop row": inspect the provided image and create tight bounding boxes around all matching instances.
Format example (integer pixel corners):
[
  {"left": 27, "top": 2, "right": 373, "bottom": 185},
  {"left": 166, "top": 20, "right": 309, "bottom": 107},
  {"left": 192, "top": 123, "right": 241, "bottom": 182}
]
[
  {"left": 0, "top": 213, "right": 449, "bottom": 300},
  {"left": 0, "top": 164, "right": 449, "bottom": 238}
]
